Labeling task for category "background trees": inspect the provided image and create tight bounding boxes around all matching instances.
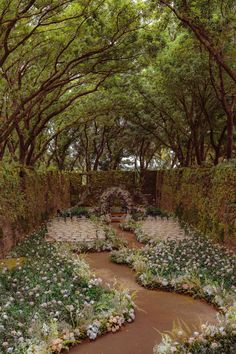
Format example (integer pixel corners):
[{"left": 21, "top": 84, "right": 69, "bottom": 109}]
[
  {"left": 157, "top": 0, "right": 236, "bottom": 159},
  {"left": 0, "top": 0, "right": 235, "bottom": 171},
  {"left": 0, "top": 0, "right": 143, "bottom": 166}
]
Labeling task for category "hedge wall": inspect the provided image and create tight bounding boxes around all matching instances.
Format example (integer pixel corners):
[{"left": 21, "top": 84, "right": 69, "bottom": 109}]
[
  {"left": 156, "top": 165, "right": 236, "bottom": 245},
  {"left": 0, "top": 167, "right": 71, "bottom": 256},
  {"left": 1, "top": 166, "right": 235, "bottom": 256}
]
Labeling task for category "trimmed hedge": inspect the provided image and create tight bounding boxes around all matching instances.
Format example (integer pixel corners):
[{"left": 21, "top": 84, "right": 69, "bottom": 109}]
[
  {"left": 0, "top": 167, "right": 71, "bottom": 256},
  {"left": 156, "top": 165, "right": 236, "bottom": 245}
]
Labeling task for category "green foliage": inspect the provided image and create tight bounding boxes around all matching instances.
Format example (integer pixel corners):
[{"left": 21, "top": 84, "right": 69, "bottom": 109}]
[
  {"left": 157, "top": 165, "right": 236, "bottom": 244},
  {"left": 0, "top": 0, "right": 145, "bottom": 169},
  {"left": 146, "top": 206, "right": 168, "bottom": 218},
  {"left": 0, "top": 168, "right": 72, "bottom": 256},
  {"left": 0, "top": 163, "right": 25, "bottom": 221},
  {"left": 61, "top": 207, "right": 90, "bottom": 218},
  {"left": 0, "top": 0, "right": 235, "bottom": 169}
]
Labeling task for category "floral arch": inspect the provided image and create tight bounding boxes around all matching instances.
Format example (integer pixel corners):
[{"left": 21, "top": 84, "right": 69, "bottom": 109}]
[{"left": 100, "top": 187, "right": 133, "bottom": 214}]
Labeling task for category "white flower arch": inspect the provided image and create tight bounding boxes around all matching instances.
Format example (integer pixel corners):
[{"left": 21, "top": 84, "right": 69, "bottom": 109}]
[{"left": 100, "top": 187, "right": 133, "bottom": 214}]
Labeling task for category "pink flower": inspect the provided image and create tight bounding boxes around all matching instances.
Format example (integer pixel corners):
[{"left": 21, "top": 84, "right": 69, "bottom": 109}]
[
  {"left": 51, "top": 338, "right": 63, "bottom": 352},
  {"left": 182, "top": 283, "right": 189, "bottom": 290}
]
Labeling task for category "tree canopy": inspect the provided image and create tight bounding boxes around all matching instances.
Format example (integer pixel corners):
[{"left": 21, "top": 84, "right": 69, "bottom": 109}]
[{"left": 0, "top": 0, "right": 235, "bottom": 171}]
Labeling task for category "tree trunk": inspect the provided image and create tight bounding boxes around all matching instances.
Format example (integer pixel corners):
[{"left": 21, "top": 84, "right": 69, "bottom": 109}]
[
  {"left": 226, "top": 112, "right": 234, "bottom": 159},
  {"left": 0, "top": 141, "right": 7, "bottom": 160}
]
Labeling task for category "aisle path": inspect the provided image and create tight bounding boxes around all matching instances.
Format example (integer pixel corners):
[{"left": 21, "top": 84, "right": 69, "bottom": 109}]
[{"left": 69, "top": 223, "right": 217, "bottom": 354}]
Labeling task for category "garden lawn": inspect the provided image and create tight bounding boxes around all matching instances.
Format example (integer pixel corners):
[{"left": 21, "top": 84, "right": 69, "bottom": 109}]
[{"left": 0, "top": 230, "right": 135, "bottom": 354}]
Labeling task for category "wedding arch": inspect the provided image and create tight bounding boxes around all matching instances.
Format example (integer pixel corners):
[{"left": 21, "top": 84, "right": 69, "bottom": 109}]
[{"left": 100, "top": 187, "right": 133, "bottom": 214}]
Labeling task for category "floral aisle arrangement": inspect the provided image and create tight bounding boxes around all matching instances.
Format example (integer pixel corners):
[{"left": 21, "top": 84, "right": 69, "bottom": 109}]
[
  {"left": 120, "top": 219, "right": 160, "bottom": 244},
  {"left": 70, "top": 225, "right": 127, "bottom": 253},
  {"left": 119, "top": 220, "right": 138, "bottom": 232},
  {"left": 74, "top": 217, "right": 127, "bottom": 253},
  {"left": 0, "top": 231, "right": 135, "bottom": 353},
  {"left": 111, "top": 236, "right": 236, "bottom": 353},
  {"left": 153, "top": 305, "right": 236, "bottom": 354}
]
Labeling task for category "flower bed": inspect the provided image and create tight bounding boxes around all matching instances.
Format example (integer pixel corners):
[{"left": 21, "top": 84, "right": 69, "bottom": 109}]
[
  {"left": 153, "top": 306, "right": 236, "bottom": 353},
  {"left": 0, "top": 230, "right": 135, "bottom": 353},
  {"left": 111, "top": 235, "right": 236, "bottom": 353}
]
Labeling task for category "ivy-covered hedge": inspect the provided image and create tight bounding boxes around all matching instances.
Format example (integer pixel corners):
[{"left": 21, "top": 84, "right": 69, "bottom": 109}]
[
  {"left": 156, "top": 165, "right": 236, "bottom": 245},
  {"left": 0, "top": 166, "right": 71, "bottom": 256},
  {"left": 1, "top": 165, "right": 235, "bottom": 255}
]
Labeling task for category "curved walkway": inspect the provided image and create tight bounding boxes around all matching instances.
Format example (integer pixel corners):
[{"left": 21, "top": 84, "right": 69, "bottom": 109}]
[{"left": 70, "top": 223, "right": 217, "bottom": 354}]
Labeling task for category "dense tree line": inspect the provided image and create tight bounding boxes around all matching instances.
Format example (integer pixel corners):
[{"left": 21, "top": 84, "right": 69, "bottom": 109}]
[{"left": 0, "top": 0, "right": 235, "bottom": 171}]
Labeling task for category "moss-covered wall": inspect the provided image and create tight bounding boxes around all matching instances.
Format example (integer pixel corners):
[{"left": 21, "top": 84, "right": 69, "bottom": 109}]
[{"left": 156, "top": 166, "right": 236, "bottom": 245}]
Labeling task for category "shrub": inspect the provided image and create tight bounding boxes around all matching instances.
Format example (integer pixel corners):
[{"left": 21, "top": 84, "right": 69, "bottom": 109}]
[
  {"left": 146, "top": 206, "right": 169, "bottom": 219},
  {"left": 60, "top": 207, "right": 90, "bottom": 218}
]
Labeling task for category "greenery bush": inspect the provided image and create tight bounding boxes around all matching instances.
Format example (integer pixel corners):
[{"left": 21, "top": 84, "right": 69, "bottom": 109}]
[
  {"left": 146, "top": 206, "right": 169, "bottom": 219},
  {"left": 60, "top": 207, "right": 90, "bottom": 218}
]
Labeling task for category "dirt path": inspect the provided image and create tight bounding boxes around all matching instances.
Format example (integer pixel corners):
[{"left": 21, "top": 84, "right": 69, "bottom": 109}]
[
  {"left": 112, "top": 222, "right": 142, "bottom": 249},
  {"left": 69, "top": 224, "right": 217, "bottom": 354}
]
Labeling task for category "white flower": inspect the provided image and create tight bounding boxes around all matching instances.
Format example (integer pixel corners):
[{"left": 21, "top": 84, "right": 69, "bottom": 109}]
[
  {"left": 161, "top": 280, "right": 168, "bottom": 286},
  {"left": 210, "top": 342, "right": 220, "bottom": 349}
]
